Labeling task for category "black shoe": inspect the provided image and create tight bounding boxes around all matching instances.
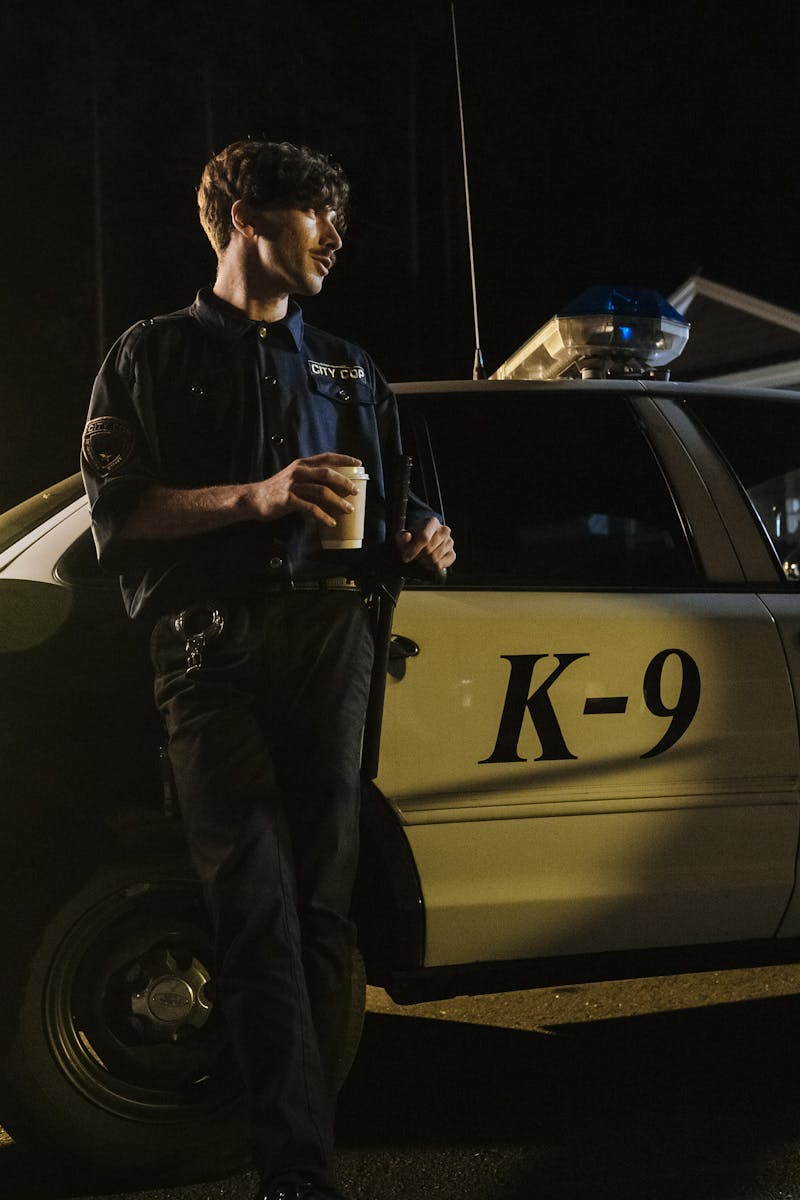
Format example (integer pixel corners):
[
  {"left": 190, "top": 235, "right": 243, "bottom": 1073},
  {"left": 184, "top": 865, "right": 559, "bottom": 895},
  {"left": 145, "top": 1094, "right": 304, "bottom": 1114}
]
[
  {"left": 259, "top": 1182, "right": 316, "bottom": 1200},
  {"left": 259, "top": 1181, "right": 350, "bottom": 1200}
]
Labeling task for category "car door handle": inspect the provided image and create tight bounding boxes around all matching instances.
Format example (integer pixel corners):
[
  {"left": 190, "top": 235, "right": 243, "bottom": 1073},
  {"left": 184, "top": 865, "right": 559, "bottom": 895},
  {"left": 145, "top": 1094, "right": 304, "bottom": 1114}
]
[{"left": 388, "top": 634, "right": 419, "bottom": 680}]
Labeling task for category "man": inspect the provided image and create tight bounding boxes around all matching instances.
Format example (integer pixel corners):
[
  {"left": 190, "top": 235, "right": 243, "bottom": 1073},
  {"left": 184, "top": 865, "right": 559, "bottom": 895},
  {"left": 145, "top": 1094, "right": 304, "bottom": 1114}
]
[{"left": 81, "top": 140, "right": 454, "bottom": 1200}]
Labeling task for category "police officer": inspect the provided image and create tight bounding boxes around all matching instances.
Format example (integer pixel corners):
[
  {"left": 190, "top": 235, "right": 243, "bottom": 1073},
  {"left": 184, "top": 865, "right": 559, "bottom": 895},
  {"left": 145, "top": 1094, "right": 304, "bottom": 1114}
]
[{"left": 81, "top": 140, "right": 455, "bottom": 1200}]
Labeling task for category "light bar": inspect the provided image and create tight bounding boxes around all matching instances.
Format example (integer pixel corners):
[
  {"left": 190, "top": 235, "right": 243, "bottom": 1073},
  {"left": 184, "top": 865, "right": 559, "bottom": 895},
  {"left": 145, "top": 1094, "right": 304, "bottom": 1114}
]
[{"left": 495, "top": 286, "right": 691, "bottom": 380}]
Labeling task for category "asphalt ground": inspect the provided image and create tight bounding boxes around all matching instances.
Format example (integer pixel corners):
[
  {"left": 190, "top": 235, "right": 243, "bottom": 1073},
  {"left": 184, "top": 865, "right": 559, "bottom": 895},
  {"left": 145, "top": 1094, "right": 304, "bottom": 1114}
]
[{"left": 5, "top": 969, "right": 800, "bottom": 1200}]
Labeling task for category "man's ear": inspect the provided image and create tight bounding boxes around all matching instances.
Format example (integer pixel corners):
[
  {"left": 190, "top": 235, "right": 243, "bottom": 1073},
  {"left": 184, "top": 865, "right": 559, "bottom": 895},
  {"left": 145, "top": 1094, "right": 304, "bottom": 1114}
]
[{"left": 230, "top": 199, "right": 256, "bottom": 239}]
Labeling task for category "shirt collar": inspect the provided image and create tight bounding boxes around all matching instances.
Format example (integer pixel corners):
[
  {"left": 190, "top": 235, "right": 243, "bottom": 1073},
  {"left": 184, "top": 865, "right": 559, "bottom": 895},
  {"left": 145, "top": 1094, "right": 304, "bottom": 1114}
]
[{"left": 190, "top": 286, "right": 304, "bottom": 351}]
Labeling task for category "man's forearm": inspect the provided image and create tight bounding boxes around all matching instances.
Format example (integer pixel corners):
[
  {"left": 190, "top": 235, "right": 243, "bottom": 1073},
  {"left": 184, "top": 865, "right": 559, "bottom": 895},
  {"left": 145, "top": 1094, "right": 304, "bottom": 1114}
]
[
  {"left": 118, "top": 453, "right": 363, "bottom": 542},
  {"left": 120, "top": 483, "right": 254, "bottom": 540}
]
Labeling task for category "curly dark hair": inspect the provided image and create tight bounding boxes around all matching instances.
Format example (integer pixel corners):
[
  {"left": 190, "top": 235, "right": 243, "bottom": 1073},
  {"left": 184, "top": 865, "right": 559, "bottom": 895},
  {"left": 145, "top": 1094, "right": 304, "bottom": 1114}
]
[{"left": 198, "top": 140, "right": 350, "bottom": 257}]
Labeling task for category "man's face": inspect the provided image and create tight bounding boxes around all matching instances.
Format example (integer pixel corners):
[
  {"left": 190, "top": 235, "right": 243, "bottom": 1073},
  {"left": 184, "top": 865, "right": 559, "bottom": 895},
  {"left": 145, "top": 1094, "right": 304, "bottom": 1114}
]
[{"left": 250, "top": 206, "right": 343, "bottom": 297}]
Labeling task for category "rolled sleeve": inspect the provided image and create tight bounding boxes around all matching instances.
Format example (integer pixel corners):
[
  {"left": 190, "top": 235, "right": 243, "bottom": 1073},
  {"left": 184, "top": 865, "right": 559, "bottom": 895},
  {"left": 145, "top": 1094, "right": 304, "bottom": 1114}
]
[{"left": 80, "top": 327, "right": 159, "bottom": 570}]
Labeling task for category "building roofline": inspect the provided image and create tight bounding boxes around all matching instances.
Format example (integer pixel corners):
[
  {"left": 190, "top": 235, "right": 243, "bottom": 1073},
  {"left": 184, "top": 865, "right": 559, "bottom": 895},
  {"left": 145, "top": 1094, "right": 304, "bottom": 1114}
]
[
  {"left": 670, "top": 274, "right": 800, "bottom": 334},
  {"left": 698, "top": 357, "right": 800, "bottom": 390}
]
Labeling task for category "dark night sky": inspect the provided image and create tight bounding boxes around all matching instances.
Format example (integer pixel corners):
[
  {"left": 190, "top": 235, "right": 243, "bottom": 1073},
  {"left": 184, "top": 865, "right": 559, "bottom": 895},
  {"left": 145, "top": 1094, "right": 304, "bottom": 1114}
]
[{"left": 2, "top": 0, "right": 798, "bottom": 509}]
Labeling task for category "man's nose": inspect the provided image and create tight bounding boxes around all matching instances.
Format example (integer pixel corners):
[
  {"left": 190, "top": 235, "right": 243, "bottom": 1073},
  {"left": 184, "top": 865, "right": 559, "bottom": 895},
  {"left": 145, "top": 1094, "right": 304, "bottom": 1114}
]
[{"left": 320, "top": 214, "right": 342, "bottom": 251}]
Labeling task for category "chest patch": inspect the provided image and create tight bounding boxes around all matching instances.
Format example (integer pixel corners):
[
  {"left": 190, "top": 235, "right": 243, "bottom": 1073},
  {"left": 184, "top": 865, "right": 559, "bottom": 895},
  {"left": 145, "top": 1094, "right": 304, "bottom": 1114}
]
[{"left": 308, "top": 359, "right": 366, "bottom": 381}]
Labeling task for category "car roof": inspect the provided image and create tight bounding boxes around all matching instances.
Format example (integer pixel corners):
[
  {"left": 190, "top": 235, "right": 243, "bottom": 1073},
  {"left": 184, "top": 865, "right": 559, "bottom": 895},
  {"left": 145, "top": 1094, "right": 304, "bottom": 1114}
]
[{"left": 390, "top": 378, "right": 800, "bottom": 403}]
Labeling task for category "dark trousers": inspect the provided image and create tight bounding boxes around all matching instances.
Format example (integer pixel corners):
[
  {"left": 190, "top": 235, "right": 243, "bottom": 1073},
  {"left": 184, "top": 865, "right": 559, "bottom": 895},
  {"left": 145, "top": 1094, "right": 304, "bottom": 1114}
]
[{"left": 150, "top": 590, "right": 374, "bottom": 1189}]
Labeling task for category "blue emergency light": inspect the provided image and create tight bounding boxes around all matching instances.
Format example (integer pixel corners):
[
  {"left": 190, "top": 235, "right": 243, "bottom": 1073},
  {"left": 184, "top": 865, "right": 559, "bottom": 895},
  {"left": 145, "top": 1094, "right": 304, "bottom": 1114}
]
[
  {"left": 553, "top": 285, "right": 690, "bottom": 377},
  {"left": 495, "top": 285, "right": 691, "bottom": 381}
]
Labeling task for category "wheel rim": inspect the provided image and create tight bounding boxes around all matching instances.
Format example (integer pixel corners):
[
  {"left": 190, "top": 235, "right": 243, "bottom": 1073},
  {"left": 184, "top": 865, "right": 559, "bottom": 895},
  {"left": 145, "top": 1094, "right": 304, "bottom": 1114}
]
[{"left": 44, "top": 877, "right": 242, "bottom": 1122}]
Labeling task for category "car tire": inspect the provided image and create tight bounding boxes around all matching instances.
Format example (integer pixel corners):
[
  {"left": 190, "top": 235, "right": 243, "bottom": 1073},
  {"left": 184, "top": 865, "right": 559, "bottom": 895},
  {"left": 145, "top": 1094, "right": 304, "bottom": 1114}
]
[
  {"left": 337, "top": 937, "right": 367, "bottom": 1088},
  {"left": 0, "top": 847, "right": 366, "bottom": 1183}
]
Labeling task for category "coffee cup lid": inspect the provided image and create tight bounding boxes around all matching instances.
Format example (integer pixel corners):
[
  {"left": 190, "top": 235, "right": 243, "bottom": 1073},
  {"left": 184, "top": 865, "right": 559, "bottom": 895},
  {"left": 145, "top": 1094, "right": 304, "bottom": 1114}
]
[{"left": 340, "top": 465, "right": 369, "bottom": 478}]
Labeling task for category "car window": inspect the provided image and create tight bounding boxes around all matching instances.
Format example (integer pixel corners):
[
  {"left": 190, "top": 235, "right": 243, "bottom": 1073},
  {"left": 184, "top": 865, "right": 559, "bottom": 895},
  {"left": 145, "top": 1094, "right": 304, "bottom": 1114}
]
[
  {"left": 684, "top": 393, "right": 800, "bottom": 581},
  {"left": 401, "top": 390, "right": 699, "bottom": 588}
]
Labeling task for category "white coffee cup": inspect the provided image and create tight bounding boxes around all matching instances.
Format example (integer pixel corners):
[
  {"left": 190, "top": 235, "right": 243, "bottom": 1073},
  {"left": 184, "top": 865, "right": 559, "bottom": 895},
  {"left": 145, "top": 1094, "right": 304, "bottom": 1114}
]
[{"left": 321, "top": 465, "right": 369, "bottom": 549}]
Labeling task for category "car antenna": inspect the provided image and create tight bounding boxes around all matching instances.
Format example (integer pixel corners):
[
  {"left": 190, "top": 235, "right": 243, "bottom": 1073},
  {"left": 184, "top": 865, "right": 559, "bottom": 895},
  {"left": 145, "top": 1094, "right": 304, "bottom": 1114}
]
[{"left": 451, "top": 1, "right": 486, "bottom": 380}]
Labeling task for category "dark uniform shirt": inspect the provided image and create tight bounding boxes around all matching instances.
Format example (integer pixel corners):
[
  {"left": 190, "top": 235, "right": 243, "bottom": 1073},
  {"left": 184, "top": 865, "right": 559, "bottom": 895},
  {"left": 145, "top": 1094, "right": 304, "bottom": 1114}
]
[{"left": 81, "top": 288, "right": 437, "bottom": 620}]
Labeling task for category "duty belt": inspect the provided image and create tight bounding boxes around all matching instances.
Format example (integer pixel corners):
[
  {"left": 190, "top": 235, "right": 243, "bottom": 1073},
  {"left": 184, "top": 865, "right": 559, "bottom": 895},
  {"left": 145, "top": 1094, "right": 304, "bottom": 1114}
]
[{"left": 264, "top": 576, "right": 361, "bottom": 592}]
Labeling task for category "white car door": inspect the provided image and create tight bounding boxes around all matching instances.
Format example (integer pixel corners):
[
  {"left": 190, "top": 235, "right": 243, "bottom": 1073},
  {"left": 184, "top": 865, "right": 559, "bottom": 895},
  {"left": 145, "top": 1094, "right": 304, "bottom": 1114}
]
[
  {"left": 671, "top": 387, "right": 800, "bottom": 940},
  {"left": 379, "top": 384, "right": 800, "bottom": 968}
]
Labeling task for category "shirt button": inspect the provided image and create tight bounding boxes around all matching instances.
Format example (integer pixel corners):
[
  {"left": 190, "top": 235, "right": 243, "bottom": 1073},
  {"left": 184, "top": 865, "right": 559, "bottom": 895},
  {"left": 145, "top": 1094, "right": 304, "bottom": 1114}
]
[
  {"left": 337, "top": 388, "right": 348, "bottom": 401},
  {"left": 269, "top": 556, "right": 283, "bottom": 570},
  {"left": 258, "top": 326, "right": 269, "bottom": 340},
  {"left": 264, "top": 376, "right": 278, "bottom": 387},
  {"left": 271, "top": 434, "right": 285, "bottom": 446}
]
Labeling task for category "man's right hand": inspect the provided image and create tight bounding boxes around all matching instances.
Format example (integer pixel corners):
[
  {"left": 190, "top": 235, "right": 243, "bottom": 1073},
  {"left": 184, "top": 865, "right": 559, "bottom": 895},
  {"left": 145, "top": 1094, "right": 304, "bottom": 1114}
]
[
  {"left": 245, "top": 453, "right": 362, "bottom": 527},
  {"left": 120, "top": 454, "right": 363, "bottom": 542}
]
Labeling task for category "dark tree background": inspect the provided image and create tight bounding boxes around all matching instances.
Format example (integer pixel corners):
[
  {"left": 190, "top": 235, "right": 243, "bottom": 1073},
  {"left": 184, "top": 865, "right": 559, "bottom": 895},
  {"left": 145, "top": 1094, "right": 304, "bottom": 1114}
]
[{"left": 1, "top": 0, "right": 797, "bottom": 509}]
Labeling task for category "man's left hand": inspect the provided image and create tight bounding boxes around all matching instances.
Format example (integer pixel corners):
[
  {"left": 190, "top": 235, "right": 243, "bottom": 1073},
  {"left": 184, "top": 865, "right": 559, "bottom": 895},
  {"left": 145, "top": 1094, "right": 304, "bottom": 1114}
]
[{"left": 396, "top": 518, "right": 456, "bottom": 573}]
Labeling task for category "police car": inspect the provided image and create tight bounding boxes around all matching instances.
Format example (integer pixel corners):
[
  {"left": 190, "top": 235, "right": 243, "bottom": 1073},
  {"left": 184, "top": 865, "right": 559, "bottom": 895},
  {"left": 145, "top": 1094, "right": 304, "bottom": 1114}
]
[{"left": 3, "top": 289, "right": 800, "bottom": 1181}]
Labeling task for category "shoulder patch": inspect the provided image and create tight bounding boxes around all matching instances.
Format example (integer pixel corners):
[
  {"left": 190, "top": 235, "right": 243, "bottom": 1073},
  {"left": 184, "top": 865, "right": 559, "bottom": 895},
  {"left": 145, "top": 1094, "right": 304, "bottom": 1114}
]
[{"left": 82, "top": 416, "right": 135, "bottom": 476}]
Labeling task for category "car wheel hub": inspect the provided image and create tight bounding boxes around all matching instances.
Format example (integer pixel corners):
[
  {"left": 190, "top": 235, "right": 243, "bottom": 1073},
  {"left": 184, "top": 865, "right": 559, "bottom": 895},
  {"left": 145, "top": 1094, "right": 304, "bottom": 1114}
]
[{"left": 128, "top": 947, "right": 212, "bottom": 1040}]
